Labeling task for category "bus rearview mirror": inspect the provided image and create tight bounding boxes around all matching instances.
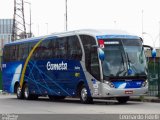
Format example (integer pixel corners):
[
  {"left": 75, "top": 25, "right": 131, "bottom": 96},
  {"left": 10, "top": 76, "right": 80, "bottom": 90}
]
[
  {"left": 98, "top": 48, "right": 105, "bottom": 61},
  {"left": 143, "top": 45, "right": 156, "bottom": 58},
  {"left": 152, "top": 49, "right": 156, "bottom": 58}
]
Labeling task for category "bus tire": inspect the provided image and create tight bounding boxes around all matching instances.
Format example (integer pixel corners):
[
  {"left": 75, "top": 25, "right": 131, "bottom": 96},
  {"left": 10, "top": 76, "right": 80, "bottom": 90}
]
[
  {"left": 16, "top": 84, "right": 24, "bottom": 99},
  {"left": 79, "top": 84, "right": 93, "bottom": 104},
  {"left": 23, "top": 83, "right": 38, "bottom": 100},
  {"left": 48, "top": 95, "right": 66, "bottom": 101},
  {"left": 116, "top": 96, "right": 129, "bottom": 104}
]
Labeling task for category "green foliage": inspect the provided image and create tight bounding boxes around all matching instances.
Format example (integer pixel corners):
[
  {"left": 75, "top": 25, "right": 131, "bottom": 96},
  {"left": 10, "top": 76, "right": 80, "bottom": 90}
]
[{"left": 139, "top": 95, "right": 144, "bottom": 101}]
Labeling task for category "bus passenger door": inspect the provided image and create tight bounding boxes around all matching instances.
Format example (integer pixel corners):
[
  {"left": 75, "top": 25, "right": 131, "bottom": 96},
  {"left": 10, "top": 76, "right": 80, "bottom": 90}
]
[{"left": 90, "top": 47, "right": 100, "bottom": 81}]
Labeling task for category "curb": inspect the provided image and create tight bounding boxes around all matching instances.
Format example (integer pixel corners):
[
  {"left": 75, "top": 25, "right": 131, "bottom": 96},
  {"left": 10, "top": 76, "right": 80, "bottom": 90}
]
[
  {"left": 130, "top": 97, "right": 160, "bottom": 103},
  {"left": 0, "top": 90, "right": 9, "bottom": 95}
]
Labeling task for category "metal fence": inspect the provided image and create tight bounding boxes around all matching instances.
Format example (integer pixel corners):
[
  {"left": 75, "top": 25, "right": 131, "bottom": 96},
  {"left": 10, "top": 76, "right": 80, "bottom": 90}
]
[
  {"left": 0, "top": 55, "right": 2, "bottom": 90},
  {"left": 0, "top": 70, "right": 2, "bottom": 90},
  {"left": 148, "top": 58, "right": 160, "bottom": 98}
]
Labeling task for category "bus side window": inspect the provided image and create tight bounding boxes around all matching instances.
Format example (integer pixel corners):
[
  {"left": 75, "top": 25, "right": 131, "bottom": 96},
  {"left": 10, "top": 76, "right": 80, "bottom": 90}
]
[
  {"left": 68, "top": 36, "right": 82, "bottom": 60},
  {"left": 3, "top": 46, "right": 10, "bottom": 62},
  {"left": 54, "top": 39, "right": 60, "bottom": 58},
  {"left": 30, "top": 42, "right": 37, "bottom": 60},
  {"left": 40, "top": 40, "right": 53, "bottom": 60},
  {"left": 59, "top": 37, "right": 68, "bottom": 59},
  {"left": 47, "top": 40, "right": 54, "bottom": 59},
  {"left": 52, "top": 39, "right": 58, "bottom": 58},
  {"left": 40, "top": 41, "right": 48, "bottom": 59},
  {"left": 91, "top": 47, "right": 100, "bottom": 80},
  {"left": 10, "top": 45, "right": 17, "bottom": 61},
  {"left": 53, "top": 37, "right": 68, "bottom": 59},
  {"left": 18, "top": 43, "right": 29, "bottom": 61}
]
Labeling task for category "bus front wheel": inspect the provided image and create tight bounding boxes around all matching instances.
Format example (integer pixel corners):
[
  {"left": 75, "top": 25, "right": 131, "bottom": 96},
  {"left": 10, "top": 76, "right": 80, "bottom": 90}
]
[
  {"left": 79, "top": 85, "right": 93, "bottom": 104},
  {"left": 116, "top": 96, "right": 129, "bottom": 104}
]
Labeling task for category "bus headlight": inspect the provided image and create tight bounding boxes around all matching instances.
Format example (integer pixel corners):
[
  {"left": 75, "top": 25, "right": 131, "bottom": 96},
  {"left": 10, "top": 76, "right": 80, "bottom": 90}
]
[
  {"left": 142, "top": 80, "right": 148, "bottom": 87},
  {"left": 104, "top": 81, "right": 115, "bottom": 88}
]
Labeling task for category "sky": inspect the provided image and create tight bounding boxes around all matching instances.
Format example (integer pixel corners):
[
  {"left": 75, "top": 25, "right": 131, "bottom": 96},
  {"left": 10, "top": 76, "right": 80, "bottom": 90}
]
[{"left": 0, "top": 0, "right": 160, "bottom": 47}]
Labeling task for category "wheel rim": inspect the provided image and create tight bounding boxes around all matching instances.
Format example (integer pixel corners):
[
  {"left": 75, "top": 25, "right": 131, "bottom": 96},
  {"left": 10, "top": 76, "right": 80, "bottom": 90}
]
[
  {"left": 81, "top": 88, "right": 87, "bottom": 101},
  {"left": 17, "top": 86, "right": 21, "bottom": 97},
  {"left": 24, "top": 86, "right": 29, "bottom": 98}
]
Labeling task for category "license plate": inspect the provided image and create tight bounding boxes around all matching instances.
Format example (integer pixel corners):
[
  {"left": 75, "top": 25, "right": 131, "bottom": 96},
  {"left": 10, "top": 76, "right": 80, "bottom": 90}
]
[{"left": 125, "top": 90, "right": 133, "bottom": 94}]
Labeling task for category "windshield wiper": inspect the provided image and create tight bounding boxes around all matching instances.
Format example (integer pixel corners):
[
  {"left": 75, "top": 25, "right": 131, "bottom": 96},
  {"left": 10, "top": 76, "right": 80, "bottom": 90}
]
[
  {"left": 116, "top": 52, "right": 127, "bottom": 76},
  {"left": 120, "top": 39, "right": 133, "bottom": 75},
  {"left": 126, "top": 52, "right": 131, "bottom": 69},
  {"left": 126, "top": 52, "right": 137, "bottom": 73}
]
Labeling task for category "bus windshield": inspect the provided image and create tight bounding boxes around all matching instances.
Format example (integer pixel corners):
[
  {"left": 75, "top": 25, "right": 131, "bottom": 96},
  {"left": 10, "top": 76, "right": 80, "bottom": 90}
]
[{"left": 102, "top": 39, "right": 147, "bottom": 78}]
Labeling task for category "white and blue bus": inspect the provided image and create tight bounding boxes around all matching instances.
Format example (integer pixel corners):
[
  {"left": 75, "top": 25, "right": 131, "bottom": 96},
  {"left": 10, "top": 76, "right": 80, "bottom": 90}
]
[{"left": 2, "top": 29, "right": 155, "bottom": 104}]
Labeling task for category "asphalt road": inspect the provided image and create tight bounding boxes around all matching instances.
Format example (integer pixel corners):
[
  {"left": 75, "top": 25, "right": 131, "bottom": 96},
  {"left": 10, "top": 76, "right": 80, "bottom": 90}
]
[{"left": 0, "top": 94, "right": 160, "bottom": 114}]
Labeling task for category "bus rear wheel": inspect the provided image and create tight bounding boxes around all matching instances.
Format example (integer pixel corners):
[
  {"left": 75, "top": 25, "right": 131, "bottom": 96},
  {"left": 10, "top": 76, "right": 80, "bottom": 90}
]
[
  {"left": 116, "top": 96, "right": 129, "bottom": 104},
  {"left": 16, "top": 84, "right": 24, "bottom": 99},
  {"left": 79, "top": 85, "right": 93, "bottom": 104},
  {"left": 23, "top": 83, "right": 38, "bottom": 100}
]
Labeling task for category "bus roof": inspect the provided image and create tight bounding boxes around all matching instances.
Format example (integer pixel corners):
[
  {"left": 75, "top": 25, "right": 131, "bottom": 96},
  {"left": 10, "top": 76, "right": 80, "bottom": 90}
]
[
  {"left": 75, "top": 29, "right": 140, "bottom": 39},
  {"left": 5, "top": 29, "right": 140, "bottom": 46}
]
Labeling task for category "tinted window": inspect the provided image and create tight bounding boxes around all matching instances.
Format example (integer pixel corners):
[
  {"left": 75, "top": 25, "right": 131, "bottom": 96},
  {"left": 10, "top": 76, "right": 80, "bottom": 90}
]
[
  {"left": 52, "top": 36, "right": 82, "bottom": 60},
  {"left": 4, "top": 43, "right": 28, "bottom": 62},
  {"left": 30, "top": 42, "right": 37, "bottom": 60},
  {"left": 67, "top": 36, "right": 82, "bottom": 60},
  {"left": 54, "top": 37, "right": 68, "bottom": 59},
  {"left": 36, "top": 40, "right": 53, "bottom": 60},
  {"left": 3, "top": 46, "right": 10, "bottom": 62},
  {"left": 27, "top": 36, "right": 82, "bottom": 61},
  {"left": 18, "top": 43, "right": 29, "bottom": 61},
  {"left": 10, "top": 45, "right": 17, "bottom": 61}
]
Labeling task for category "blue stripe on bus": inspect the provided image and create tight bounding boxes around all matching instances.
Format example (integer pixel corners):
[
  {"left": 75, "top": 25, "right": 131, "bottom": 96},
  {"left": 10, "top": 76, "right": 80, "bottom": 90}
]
[
  {"left": 4, "top": 36, "right": 58, "bottom": 46},
  {"left": 96, "top": 35, "right": 140, "bottom": 39},
  {"left": 112, "top": 80, "right": 144, "bottom": 89}
]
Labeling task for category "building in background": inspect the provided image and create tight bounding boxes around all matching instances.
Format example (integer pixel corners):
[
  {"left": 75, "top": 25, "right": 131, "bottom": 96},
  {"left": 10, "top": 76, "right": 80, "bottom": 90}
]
[
  {"left": 0, "top": 19, "right": 13, "bottom": 50},
  {"left": 0, "top": 19, "right": 13, "bottom": 74}
]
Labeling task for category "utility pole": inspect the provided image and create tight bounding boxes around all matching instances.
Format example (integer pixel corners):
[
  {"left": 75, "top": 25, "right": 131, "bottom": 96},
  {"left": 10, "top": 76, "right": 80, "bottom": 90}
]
[
  {"left": 158, "top": 21, "right": 160, "bottom": 98},
  {"left": 65, "top": 0, "right": 68, "bottom": 31},
  {"left": 12, "top": 0, "right": 27, "bottom": 41},
  {"left": 29, "top": 2, "right": 31, "bottom": 37},
  {"left": 159, "top": 21, "right": 160, "bottom": 48},
  {"left": 37, "top": 24, "right": 39, "bottom": 36},
  {"left": 46, "top": 23, "right": 48, "bottom": 34},
  {"left": 142, "top": 10, "right": 144, "bottom": 39}
]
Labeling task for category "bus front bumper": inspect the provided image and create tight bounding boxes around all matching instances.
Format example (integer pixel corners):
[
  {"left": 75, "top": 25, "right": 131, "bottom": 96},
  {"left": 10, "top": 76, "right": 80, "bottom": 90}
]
[{"left": 94, "top": 83, "right": 148, "bottom": 98}]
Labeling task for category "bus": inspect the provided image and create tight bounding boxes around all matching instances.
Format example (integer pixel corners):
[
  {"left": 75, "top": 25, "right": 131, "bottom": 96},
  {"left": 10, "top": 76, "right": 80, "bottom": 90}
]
[{"left": 2, "top": 29, "right": 155, "bottom": 104}]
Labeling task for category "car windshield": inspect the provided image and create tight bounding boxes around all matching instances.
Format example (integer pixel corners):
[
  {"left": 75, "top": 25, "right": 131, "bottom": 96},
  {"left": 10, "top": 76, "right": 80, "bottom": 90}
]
[{"left": 102, "top": 39, "right": 147, "bottom": 78}]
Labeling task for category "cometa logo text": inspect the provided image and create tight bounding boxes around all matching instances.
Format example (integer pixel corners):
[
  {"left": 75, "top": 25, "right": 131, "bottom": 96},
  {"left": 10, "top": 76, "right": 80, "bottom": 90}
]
[{"left": 47, "top": 61, "right": 67, "bottom": 71}]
